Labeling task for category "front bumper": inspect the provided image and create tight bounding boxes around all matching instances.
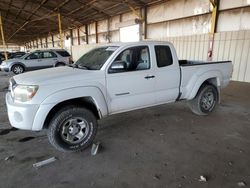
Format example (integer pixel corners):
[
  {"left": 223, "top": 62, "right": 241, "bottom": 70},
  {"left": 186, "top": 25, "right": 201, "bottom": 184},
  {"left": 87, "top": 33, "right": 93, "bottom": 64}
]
[
  {"left": 0, "top": 64, "right": 10, "bottom": 72},
  {"left": 5, "top": 92, "right": 40, "bottom": 130}
]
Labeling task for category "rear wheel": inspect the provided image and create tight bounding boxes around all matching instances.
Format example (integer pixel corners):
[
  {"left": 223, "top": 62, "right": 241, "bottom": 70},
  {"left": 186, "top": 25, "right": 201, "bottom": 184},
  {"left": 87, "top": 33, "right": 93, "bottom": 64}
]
[
  {"left": 188, "top": 84, "right": 218, "bottom": 115},
  {"left": 12, "top": 64, "right": 24, "bottom": 74},
  {"left": 55, "top": 62, "right": 65, "bottom": 67},
  {"left": 47, "top": 106, "right": 98, "bottom": 152}
]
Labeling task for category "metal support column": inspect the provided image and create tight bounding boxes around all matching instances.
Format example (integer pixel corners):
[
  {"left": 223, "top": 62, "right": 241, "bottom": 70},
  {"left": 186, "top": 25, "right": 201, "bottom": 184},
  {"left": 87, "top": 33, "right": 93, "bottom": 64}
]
[
  {"left": 40, "top": 38, "right": 42, "bottom": 48},
  {"left": 0, "top": 13, "right": 8, "bottom": 60},
  {"left": 208, "top": 0, "right": 220, "bottom": 61},
  {"left": 70, "top": 29, "right": 73, "bottom": 46},
  {"left": 107, "top": 18, "right": 111, "bottom": 43},
  {"left": 85, "top": 25, "right": 89, "bottom": 44},
  {"left": 144, "top": 6, "right": 148, "bottom": 40},
  {"left": 58, "top": 13, "right": 63, "bottom": 49},
  {"left": 51, "top": 34, "right": 54, "bottom": 47},
  {"left": 77, "top": 28, "right": 80, "bottom": 45},
  {"left": 95, "top": 21, "right": 98, "bottom": 43},
  {"left": 45, "top": 37, "right": 48, "bottom": 48}
]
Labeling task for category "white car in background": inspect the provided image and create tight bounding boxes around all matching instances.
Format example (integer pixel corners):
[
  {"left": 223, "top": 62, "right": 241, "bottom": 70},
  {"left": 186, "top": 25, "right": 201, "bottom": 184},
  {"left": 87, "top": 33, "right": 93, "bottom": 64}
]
[{"left": 0, "top": 49, "right": 72, "bottom": 74}]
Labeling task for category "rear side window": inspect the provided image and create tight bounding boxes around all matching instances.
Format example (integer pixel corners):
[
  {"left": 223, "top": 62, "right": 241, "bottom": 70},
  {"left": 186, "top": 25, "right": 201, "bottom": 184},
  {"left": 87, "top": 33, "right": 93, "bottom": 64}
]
[
  {"left": 56, "top": 50, "right": 70, "bottom": 57},
  {"left": 43, "top": 51, "right": 57, "bottom": 58},
  {"left": 155, "top": 46, "right": 173, "bottom": 67}
]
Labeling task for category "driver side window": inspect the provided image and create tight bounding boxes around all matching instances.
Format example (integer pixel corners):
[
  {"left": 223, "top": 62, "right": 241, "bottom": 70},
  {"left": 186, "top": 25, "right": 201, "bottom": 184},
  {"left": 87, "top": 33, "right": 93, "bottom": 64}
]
[
  {"left": 26, "top": 52, "right": 42, "bottom": 60},
  {"left": 109, "top": 46, "right": 150, "bottom": 73}
]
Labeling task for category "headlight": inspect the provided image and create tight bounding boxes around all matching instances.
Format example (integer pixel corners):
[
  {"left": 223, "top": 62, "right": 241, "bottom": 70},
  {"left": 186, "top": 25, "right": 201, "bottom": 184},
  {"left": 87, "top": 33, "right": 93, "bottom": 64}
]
[
  {"left": 1, "top": 61, "right": 6, "bottom": 66},
  {"left": 13, "top": 85, "right": 39, "bottom": 102}
]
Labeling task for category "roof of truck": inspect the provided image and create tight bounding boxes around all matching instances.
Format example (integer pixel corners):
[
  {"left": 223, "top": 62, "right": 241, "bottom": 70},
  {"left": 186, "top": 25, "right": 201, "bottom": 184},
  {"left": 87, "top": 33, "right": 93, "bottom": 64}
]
[{"left": 102, "top": 41, "right": 173, "bottom": 47}]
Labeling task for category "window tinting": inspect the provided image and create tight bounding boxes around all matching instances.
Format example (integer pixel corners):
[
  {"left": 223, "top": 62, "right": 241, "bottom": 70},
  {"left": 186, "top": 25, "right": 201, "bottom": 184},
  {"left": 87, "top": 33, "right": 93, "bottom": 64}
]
[
  {"left": 43, "top": 52, "right": 57, "bottom": 58},
  {"left": 155, "top": 46, "right": 173, "bottom": 67},
  {"left": 110, "top": 46, "right": 150, "bottom": 73},
  {"left": 26, "top": 52, "right": 42, "bottom": 60},
  {"left": 56, "top": 50, "right": 70, "bottom": 57}
]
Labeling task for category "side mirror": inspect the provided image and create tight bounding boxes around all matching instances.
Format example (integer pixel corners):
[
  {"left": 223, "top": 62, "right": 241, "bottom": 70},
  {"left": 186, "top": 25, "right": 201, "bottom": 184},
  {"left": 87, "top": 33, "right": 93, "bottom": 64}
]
[{"left": 109, "top": 61, "right": 127, "bottom": 73}]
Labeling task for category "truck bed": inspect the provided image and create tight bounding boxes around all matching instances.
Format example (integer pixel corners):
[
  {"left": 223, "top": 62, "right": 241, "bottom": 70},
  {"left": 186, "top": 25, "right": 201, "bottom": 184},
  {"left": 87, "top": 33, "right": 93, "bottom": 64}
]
[{"left": 179, "top": 60, "right": 233, "bottom": 100}]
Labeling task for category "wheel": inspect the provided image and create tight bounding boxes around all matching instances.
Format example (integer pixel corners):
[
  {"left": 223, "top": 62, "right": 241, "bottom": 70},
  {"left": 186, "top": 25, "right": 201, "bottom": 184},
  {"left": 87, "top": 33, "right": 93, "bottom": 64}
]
[
  {"left": 12, "top": 64, "right": 24, "bottom": 74},
  {"left": 55, "top": 62, "right": 65, "bottom": 67},
  {"left": 188, "top": 84, "right": 218, "bottom": 115},
  {"left": 47, "top": 106, "right": 98, "bottom": 152}
]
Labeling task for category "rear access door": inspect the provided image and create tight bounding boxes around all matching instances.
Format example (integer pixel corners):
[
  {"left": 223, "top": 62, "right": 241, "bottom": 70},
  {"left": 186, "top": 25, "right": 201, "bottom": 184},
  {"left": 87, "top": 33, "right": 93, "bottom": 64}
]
[{"left": 153, "top": 45, "right": 180, "bottom": 104}]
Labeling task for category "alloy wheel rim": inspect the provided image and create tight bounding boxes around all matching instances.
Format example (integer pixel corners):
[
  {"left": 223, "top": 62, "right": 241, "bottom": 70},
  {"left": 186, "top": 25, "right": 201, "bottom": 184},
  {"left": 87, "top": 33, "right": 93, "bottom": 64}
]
[
  {"left": 201, "top": 90, "right": 215, "bottom": 110},
  {"left": 14, "top": 66, "right": 23, "bottom": 74},
  {"left": 60, "top": 117, "right": 89, "bottom": 144}
]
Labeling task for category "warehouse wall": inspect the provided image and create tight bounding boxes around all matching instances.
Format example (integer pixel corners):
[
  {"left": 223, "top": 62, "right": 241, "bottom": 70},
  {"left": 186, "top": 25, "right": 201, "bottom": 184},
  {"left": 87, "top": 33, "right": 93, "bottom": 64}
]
[
  {"left": 25, "top": 0, "right": 250, "bottom": 82},
  {"left": 158, "top": 30, "right": 250, "bottom": 82}
]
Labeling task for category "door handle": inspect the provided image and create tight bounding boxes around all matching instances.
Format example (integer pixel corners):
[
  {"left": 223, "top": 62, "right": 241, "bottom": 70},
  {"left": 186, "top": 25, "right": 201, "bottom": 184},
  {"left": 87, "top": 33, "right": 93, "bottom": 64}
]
[{"left": 144, "top": 75, "right": 155, "bottom": 79}]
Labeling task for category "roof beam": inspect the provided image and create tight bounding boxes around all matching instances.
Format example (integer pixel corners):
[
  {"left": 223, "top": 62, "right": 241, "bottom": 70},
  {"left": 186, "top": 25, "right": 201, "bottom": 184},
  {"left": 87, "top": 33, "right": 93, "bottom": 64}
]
[
  {"left": 15, "top": 0, "right": 30, "bottom": 19},
  {"left": 130, "top": 0, "right": 146, "bottom": 6},
  {"left": 26, "top": 0, "right": 49, "bottom": 21},
  {"left": 30, "top": 0, "right": 83, "bottom": 26},
  {"left": 66, "top": 0, "right": 97, "bottom": 15},
  {"left": 5, "top": 0, "right": 13, "bottom": 19},
  {"left": 7, "top": 0, "right": 49, "bottom": 41},
  {"left": 75, "top": 0, "right": 111, "bottom": 17},
  {"left": 0, "top": 2, "right": 58, "bottom": 25}
]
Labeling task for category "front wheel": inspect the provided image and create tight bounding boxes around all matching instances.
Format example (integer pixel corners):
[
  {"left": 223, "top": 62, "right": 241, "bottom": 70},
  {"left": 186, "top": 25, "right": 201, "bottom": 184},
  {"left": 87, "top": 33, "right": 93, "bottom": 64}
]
[
  {"left": 188, "top": 84, "right": 218, "bottom": 115},
  {"left": 47, "top": 106, "right": 98, "bottom": 152},
  {"left": 12, "top": 65, "right": 24, "bottom": 74}
]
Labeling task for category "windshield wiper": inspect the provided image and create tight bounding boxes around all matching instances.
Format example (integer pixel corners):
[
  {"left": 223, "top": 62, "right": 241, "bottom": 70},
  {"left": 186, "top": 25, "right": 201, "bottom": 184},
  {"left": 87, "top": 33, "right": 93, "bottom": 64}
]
[
  {"left": 66, "top": 63, "right": 91, "bottom": 70},
  {"left": 78, "top": 65, "right": 91, "bottom": 70}
]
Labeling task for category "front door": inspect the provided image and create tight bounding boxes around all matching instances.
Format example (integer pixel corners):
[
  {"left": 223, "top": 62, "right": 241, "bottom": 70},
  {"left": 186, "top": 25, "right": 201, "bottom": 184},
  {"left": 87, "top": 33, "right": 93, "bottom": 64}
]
[
  {"left": 25, "top": 52, "right": 43, "bottom": 70},
  {"left": 106, "top": 45, "right": 156, "bottom": 114}
]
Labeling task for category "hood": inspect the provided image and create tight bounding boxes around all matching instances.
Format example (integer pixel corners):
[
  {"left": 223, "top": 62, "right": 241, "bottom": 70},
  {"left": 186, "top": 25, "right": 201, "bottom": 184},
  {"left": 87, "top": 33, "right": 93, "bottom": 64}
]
[
  {"left": 4, "top": 58, "right": 22, "bottom": 63},
  {"left": 13, "top": 66, "right": 103, "bottom": 85}
]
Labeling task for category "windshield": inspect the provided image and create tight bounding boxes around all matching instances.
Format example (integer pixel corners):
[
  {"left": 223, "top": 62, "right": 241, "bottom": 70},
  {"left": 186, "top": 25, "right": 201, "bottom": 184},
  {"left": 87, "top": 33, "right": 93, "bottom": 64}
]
[
  {"left": 75, "top": 46, "right": 118, "bottom": 70},
  {"left": 21, "top": 52, "right": 31, "bottom": 59}
]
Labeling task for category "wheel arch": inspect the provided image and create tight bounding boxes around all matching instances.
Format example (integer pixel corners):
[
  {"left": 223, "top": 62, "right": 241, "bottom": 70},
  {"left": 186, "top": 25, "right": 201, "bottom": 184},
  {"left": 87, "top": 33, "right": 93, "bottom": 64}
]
[
  {"left": 54, "top": 62, "right": 66, "bottom": 67},
  {"left": 32, "top": 86, "right": 108, "bottom": 131},
  {"left": 187, "top": 71, "right": 222, "bottom": 100},
  {"left": 11, "top": 62, "right": 26, "bottom": 71},
  {"left": 43, "top": 97, "right": 101, "bottom": 129}
]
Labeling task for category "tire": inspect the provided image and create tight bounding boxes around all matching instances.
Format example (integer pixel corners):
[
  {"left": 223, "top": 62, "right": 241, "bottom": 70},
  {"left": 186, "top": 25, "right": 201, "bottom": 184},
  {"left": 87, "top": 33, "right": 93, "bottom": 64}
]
[
  {"left": 47, "top": 106, "right": 98, "bottom": 152},
  {"left": 55, "top": 62, "right": 65, "bottom": 67},
  {"left": 12, "top": 64, "right": 24, "bottom": 74},
  {"left": 188, "top": 84, "right": 218, "bottom": 115}
]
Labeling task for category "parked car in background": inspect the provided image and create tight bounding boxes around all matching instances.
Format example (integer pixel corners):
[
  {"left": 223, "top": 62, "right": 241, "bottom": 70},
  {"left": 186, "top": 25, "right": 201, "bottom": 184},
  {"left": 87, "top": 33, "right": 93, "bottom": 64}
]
[
  {"left": 5, "top": 41, "right": 233, "bottom": 152},
  {"left": 0, "top": 52, "right": 10, "bottom": 62},
  {"left": 8, "top": 52, "right": 26, "bottom": 59},
  {"left": 0, "top": 49, "right": 72, "bottom": 74}
]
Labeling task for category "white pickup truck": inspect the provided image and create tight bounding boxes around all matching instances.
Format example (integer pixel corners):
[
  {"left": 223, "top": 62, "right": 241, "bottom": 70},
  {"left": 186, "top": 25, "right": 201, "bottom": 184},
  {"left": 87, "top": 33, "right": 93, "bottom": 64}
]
[{"left": 6, "top": 41, "right": 233, "bottom": 152}]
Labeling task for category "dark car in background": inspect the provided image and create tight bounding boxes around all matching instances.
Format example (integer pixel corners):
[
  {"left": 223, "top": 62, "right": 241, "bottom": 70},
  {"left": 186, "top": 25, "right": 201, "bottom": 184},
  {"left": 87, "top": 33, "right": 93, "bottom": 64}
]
[{"left": 8, "top": 52, "right": 26, "bottom": 59}]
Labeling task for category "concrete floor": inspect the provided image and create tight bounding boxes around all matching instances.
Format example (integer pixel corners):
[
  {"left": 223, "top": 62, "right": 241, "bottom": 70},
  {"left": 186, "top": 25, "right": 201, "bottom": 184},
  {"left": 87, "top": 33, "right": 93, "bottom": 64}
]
[{"left": 0, "top": 71, "right": 250, "bottom": 188}]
